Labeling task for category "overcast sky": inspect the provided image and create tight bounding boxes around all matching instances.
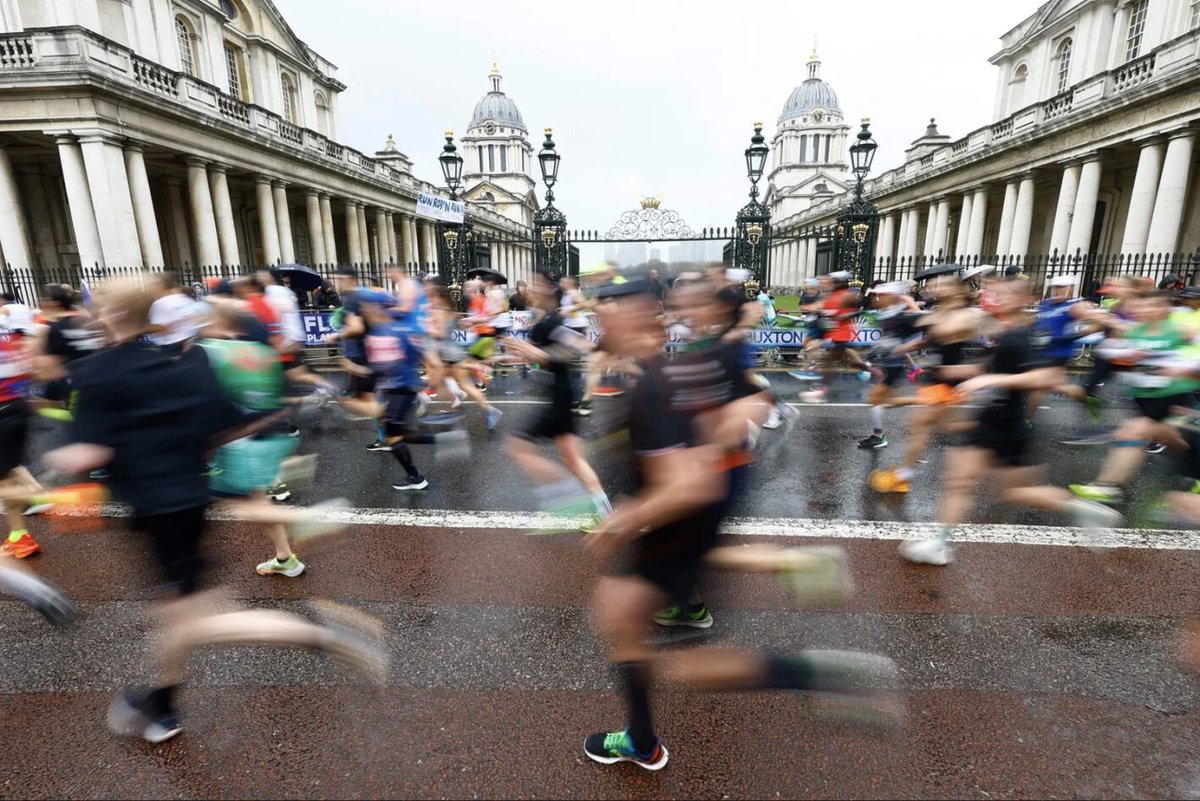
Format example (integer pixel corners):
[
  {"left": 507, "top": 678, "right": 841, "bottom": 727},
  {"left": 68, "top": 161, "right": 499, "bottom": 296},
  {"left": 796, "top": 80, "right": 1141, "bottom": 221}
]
[{"left": 279, "top": 0, "right": 1043, "bottom": 239}]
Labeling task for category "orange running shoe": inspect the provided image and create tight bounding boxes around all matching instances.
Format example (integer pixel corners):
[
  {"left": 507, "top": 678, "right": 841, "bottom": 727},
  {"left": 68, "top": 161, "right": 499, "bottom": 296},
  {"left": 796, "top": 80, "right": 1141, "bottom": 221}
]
[
  {"left": 3, "top": 533, "right": 41, "bottom": 559},
  {"left": 868, "top": 468, "right": 910, "bottom": 494}
]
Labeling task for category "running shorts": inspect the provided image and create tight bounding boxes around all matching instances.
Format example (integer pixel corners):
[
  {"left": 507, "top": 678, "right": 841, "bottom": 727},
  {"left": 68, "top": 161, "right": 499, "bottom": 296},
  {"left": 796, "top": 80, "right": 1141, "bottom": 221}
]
[
  {"left": 882, "top": 365, "right": 906, "bottom": 388},
  {"left": 622, "top": 502, "right": 726, "bottom": 606},
  {"left": 517, "top": 398, "right": 576, "bottom": 442},
  {"left": 347, "top": 357, "right": 377, "bottom": 396},
  {"left": 468, "top": 336, "right": 496, "bottom": 361},
  {"left": 0, "top": 400, "right": 29, "bottom": 476},
  {"left": 134, "top": 505, "right": 207, "bottom": 595},
  {"left": 383, "top": 388, "right": 420, "bottom": 437},
  {"left": 965, "top": 417, "right": 1036, "bottom": 468},
  {"left": 209, "top": 433, "right": 297, "bottom": 497},
  {"left": 1133, "top": 393, "right": 1195, "bottom": 422}
]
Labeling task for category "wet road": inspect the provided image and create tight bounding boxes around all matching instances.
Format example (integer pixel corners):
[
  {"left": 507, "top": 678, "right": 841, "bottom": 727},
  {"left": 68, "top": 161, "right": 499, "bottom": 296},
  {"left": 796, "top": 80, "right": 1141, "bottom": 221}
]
[{"left": 5, "top": 372, "right": 1200, "bottom": 799}]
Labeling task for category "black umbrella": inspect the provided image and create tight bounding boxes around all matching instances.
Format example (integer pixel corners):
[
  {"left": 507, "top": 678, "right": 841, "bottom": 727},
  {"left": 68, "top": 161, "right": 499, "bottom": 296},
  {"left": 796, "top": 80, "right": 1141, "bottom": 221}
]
[
  {"left": 466, "top": 267, "right": 508, "bottom": 285},
  {"left": 273, "top": 264, "right": 323, "bottom": 293},
  {"left": 915, "top": 263, "right": 962, "bottom": 281}
]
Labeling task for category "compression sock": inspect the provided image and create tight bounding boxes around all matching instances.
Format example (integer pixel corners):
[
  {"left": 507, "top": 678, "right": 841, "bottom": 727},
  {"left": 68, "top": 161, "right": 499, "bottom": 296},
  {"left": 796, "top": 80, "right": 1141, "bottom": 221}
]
[
  {"left": 145, "top": 684, "right": 178, "bottom": 717},
  {"left": 618, "top": 662, "right": 657, "bottom": 755},
  {"left": 389, "top": 443, "right": 420, "bottom": 479},
  {"left": 869, "top": 405, "right": 885, "bottom": 435},
  {"left": 763, "top": 653, "right": 817, "bottom": 690}
]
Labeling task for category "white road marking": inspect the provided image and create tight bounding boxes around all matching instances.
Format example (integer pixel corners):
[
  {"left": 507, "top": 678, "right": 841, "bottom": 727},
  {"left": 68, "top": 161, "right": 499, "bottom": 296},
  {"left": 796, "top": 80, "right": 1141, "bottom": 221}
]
[{"left": 78, "top": 504, "right": 1200, "bottom": 552}]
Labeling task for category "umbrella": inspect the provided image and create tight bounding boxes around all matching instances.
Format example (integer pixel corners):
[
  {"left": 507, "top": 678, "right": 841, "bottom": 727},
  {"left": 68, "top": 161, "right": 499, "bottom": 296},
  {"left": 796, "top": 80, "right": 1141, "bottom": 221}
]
[
  {"left": 466, "top": 268, "right": 508, "bottom": 285},
  {"left": 962, "top": 264, "right": 996, "bottom": 283},
  {"left": 915, "top": 263, "right": 961, "bottom": 281},
  {"left": 273, "top": 264, "right": 323, "bottom": 293}
]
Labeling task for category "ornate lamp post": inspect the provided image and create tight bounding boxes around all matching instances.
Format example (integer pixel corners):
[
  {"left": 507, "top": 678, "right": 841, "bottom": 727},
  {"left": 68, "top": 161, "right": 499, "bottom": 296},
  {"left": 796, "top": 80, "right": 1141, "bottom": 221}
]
[
  {"left": 734, "top": 123, "right": 771, "bottom": 286},
  {"left": 533, "top": 128, "right": 568, "bottom": 277},
  {"left": 835, "top": 119, "right": 880, "bottom": 285},
  {"left": 436, "top": 131, "right": 473, "bottom": 300}
]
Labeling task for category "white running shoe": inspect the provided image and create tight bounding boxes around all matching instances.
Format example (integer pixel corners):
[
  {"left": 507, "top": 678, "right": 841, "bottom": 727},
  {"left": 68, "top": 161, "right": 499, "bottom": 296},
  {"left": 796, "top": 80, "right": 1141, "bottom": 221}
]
[
  {"left": 800, "top": 389, "right": 827, "bottom": 404},
  {"left": 900, "top": 538, "right": 953, "bottom": 566},
  {"left": 762, "top": 407, "right": 783, "bottom": 430}
]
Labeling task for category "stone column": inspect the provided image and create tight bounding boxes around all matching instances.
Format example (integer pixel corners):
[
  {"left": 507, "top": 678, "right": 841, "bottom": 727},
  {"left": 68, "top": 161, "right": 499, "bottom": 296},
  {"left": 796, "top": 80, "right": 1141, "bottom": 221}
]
[
  {"left": 185, "top": 158, "right": 220, "bottom": 266},
  {"left": 0, "top": 146, "right": 34, "bottom": 270},
  {"left": 1008, "top": 173, "right": 1036, "bottom": 261},
  {"left": 1049, "top": 163, "right": 1082, "bottom": 256},
  {"left": 255, "top": 176, "right": 281, "bottom": 265},
  {"left": 345, "top": 201, "right": 362, "bottom": 265},
  {"left": 932, "top": 198, "right": 951, "bottom": 260},
  {"left": 400, "top": 214, "right": 415, "bottom": 269},
  {"left": 1120, "top": 138, "right": 1165, "bottom": 255},
  {"left": 356, "top": 204, "right": 370, "bottom": 267},
  {"left": 966, "top": 188, "right": 989, "bottom": 258},
  {"left": 122, "top": 143, "right": 163, "bottom": 268},
  {"left": 374, "top": 208, "right": 388, "bottom": 265},
  {"left": 305, "top": 190, "right": 326, "bottom": 266},
  {"left": 272, "top": 182, "right": 295, "bottom": 263},
  {"left": 319, "top": 193, "right": 337, "bottom": 264},
  {"left": 207, "top": 164, "right": 239, "bottom": 266},
  {"left": 995, "top": 180, "right": 1020, "bottom": 255},
  {"left": 1067, "top": 155, "right": 1104, "bottom": 255},
  {"left": 953, "top": 194, "right": 973, "bottom": 258},
  {"left": 797, "top": 238, "right": 810, "bottom": 280},
  {"left": 19, "top": 169, "right": 60, "bottom": 269},
  {"left": 1145, "top": 130, "right": 1196, "bottom": 255},
  {"left": 922, "top": 202, "right": 938, "bottom": 259},
  {"left": 164, "top": 178, "right": 192, "bottom": 267},
  {"left": 895, "top": 211, "right": 910, "bottom": 262},
  {"left": 384, "top": 212, "right": 397, "bottom": 265},
  {"left": 416, "top": 220, "right": 429, "bottom": 268},
  {"left": 78, "top": 132, "right": 143, "bottom": 267}
]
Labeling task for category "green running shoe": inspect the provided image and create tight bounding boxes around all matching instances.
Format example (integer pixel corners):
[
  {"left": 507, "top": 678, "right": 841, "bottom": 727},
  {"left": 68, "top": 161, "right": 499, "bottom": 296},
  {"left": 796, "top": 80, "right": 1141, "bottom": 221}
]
[
  {"left": 579, "top": 514, "right": 603, "bottom": 534},
  {"left": 583, "top": 729, "right": 669, "bottom": 771},
  {"left": 37, "top": 408, "right": 74, "bottom": 423},
  {"left": 653, "top": 605, "right": 714, "bottom": 629},
  {"left": 255, "top": 554, "right": 305, "bottom": 578},
  {"left": 1069, "top": 483, "right": 1123, "bottom": 504}
]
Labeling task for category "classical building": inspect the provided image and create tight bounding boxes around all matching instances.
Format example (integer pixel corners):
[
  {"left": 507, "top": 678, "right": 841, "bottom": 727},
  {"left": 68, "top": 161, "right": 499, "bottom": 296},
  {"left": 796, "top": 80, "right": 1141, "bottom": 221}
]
[
  {"left": 769, "top": 0, "right": 1200, "bottom": 287},
  {"left": 0, "top": 0, "right": 534, "bottom": 295},
  {"left": 460, "top": 63, "right": 537, "bottom": 229}
]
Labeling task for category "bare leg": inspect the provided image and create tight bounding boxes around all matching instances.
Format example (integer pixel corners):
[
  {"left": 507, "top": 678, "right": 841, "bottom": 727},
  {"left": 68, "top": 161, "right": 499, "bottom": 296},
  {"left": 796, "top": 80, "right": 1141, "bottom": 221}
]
[
  {"left": 939, "top": 446, "right": 991, "bottom": 528},
  {"left": 556, "top": 434, "right": 603, "bottom": 497},
  {"left": 506, "top": 434, "right": 573, "bottom": 486},
  {"left": 1094, "top": 418, "right": 1184, "bottom": 485}
]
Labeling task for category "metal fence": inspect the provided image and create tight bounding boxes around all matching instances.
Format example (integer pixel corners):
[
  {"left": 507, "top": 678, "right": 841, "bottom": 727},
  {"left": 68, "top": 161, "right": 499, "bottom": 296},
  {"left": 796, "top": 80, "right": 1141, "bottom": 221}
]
[{"left": 0, "top": 262, "right": 434, "bottom": 309}]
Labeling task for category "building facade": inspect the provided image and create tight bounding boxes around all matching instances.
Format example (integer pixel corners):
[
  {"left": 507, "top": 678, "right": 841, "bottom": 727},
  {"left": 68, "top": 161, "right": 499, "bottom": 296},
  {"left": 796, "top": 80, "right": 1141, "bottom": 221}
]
[
  {"left": 768, "top": 0, "right": 1200, "bottom": 288},
  {"left": 0, "top": 0, "right": 535, "bottom": 296}
]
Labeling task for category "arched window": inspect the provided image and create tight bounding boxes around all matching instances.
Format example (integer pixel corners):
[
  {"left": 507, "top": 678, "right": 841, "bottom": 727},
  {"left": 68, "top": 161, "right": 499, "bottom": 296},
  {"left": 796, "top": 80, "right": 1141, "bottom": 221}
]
[
  {"left": 314, "top": 91, "right": 330, "bottom": 135},
  {"left": 1055, "top": 38, "right": 1073, "bottom": 94},
  {"left": 175, "top": 16, "right": 197, "bottom": 77},
  {"left": 1010, "top": 63, "right": 1028, "bottom": 110},
  {"left": 280, "top": 73, "right": 297, "bottom": 123}
]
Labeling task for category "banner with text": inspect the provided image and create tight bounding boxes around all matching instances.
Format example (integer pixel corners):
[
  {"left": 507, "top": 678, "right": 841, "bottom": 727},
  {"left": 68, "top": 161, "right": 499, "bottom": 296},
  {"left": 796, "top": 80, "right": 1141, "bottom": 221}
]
[{"left": 415, "top": 192, "right": 464, "bottom": 224}]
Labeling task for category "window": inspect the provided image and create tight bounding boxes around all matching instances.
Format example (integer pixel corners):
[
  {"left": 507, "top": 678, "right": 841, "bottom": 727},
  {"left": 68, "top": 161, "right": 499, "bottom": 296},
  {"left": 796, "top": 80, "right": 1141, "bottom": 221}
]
[
  {"left": 1125, "top": 0, "right": 1148, "bottom": 61},
  {"left": 219, "top": 0, "right": 237, "bottom": 19},
  {"left": 175, "top": 16, "right": 196, "bottom": 77},
  {"left": 500, "top": 146, "right": 507, "bottom": 171},
  {"left": 487, "top": 144, "right": 495, "bottom": 172},
  {"left": 825, "top": 134, "right": 832, "bottom": 162},
  {"left": 799, "top": 134, "right": 807, "bottom": 163},
  {"left": 1055, "top": 38, "right": 1073, "bottom": 94},
  {"left": 1190, "top": 0, "right": 1200, "bottom": 30},
  {"left": 1010, "top": 63, "right": 1028, "bottom": 109},
  {"left": 280, "top": 73, "right": 297, "bottom": 123},
  {"left": 314, "top": 92, "right": 330, "bottom": 135},
  {"left": 223, "top": 42, "right": 244, "bottom": 99}
]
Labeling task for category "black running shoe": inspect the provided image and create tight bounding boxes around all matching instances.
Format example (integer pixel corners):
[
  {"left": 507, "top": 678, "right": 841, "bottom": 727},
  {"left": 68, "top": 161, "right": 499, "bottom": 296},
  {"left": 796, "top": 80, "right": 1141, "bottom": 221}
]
[
  {"left": 106, "top": 692, "right": 182, "bottom": 744},
  {"left": 858, "top": 434, "right": 888, "bottom": 449},
  {"left": 1146, "top": 441, "right": 1166, "bottom": 455},
  {"left": 393, "top": 476, "right": 429, "bottom": 491},
  {"left": 366, "top": 440, "right": 391, "bottom": 453}
]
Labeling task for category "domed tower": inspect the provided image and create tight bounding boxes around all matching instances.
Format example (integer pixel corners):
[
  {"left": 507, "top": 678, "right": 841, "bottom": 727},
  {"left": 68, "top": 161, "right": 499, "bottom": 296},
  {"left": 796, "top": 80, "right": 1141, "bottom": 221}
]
[
  {"left": 460, "top": 61, "right": 536, "bottom": 227},
  {"left": 766, "top": 49, "right": 851, "bottom": 221}
]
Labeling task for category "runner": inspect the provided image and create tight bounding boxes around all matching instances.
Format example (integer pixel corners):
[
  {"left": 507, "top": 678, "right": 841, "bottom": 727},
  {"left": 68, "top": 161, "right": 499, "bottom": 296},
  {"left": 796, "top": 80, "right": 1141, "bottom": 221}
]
[
  {"left": 31, "top": 283, "right": 104, "bottom": 423},
  {"left": 1069, "top": 289, "right": 1200, "bottom": 505},
  {"left": 0, "top": 317, "right": 42, "bottom": 558},
  {"left": 580, "top": 276, "right": 892, "bottom": 770},
  {"left": 901, "top": 276, "right": 1123, "bottom": 565},
  {"left": 323, "top": 266, "right": 387, "bottom": 447},
  {"left": 147, "top": 271, "right": 204, "bottom": 354},
  {"left": 504, "top": 271, "right": 610, "bottom": 528},
  {"left": 428, "top": 284, "right": 501, "bottom": 428},
  {"left": 799, "top": 271, "right": 871, "bottom": 404},
  {"left": 258, "top": 269, "right": 338, "bottom": 400},
  {"left": 858, "top": 282, "right": 922, "bottom": 449},
  {"left": 45, "top": 278, "right": 385, "bottom": 743}
]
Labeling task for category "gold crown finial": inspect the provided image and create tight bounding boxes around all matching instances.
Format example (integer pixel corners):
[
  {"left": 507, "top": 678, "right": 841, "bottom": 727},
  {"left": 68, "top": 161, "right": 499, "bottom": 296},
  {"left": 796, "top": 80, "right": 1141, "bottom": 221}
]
[
  {"left": 490, "top": 56, "right": 499, "bottom": 76},
  {"left": 810, "top": 36, "right": 820, "bottom": 61},
  {"left": 444, "top": 129, "right": 453, "bottom": 138},
  {"left": 544, "top": 127, "right": 553, "bottom": 136},
  {"left": 861, "top": 116, "right": 870, "bottom": 125},
  {"left": 640, "top": 197, "right": 662, "bottom": 209}
]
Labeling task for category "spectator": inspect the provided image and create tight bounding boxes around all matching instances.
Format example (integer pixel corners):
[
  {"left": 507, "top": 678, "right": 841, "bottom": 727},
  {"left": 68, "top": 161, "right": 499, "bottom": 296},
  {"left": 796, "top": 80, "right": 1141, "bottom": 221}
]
[
  {"left": 647, "top": 268, "right": 666, "bottom": 302},
  {"left": 508, "top": 280, "right": 530, "bottom": 312},
  {"left": 313, "top": 281, "right": 340, "bottom": 309},
  {"left": 280, "top": 274, "right": 310, "bottom": 308}
]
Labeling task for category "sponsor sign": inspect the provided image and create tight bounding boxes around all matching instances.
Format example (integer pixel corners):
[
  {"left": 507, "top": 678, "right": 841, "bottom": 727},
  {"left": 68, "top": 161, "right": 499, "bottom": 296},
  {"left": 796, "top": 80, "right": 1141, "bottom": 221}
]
[{"left": 415, "top": 191, "right": 464, "bottom": 224}]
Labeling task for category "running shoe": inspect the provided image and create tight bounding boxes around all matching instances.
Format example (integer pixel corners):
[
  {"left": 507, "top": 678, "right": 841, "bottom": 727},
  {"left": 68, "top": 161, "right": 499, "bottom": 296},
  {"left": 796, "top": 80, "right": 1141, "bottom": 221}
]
[
  {"left": 393, "top": 476, "right": 429, "bottom": 491},
  {"left": 805, "top": 650, "right": 904, "bottom": 727},
  {"left": 287, "top": 424, "right": 301, "bottom": 438},
  {"left": 906, "top": 366, "right": 924, "bottom": 383},
  {"left": 868, "top": 468, "right": 910, "bottom": 494},
  {"left": 593, "top": 386, "right": 625, "bottom": 398},
  {"left": 858, "top": 434, "right": 888, "bottom": 449},
  {"left": 799, "top": 388, "right": 827, "bottom": 404},
  {"left": 449, "top": 390, "right": 466, "bottom": 410},
  {"left": 484, "top": 407, "right": 503, "bottom": 431},
  {"left": 583, "top": 730, "right": 669, "bottom": 771},
  {"left": 0, "top": 563, "right": 77, "bottom": 626},
  {"left": 255, "top": 554, "right": 306, "bottom": 578},
  {"left": 22, "top": 502, "right": 54, "bottom": 516},
  {"left": 1065, "top": 498, "right": 1124, "bottom": 530},
  {"left": 573, "top": 400, "right": 593, "bottom": 417},
  {"left": 88, "top": 468, "right": 109, "bottom": 481},
  {"left": 653, "top": 605, "right": 714, "bottom": 629},
  {"left": 36, "top": 407, "right": 74, "bottom": 423},
  {"left": 1190, "top": 480, "right": 1200, "bottom": 495},
  {"left": 762, "top": 407, "right": 783, "bottom": 430},
  {"left": 1069, "top": 483, "right": 1123, "bottom": 504},
  {"left": 1146, "top": 441, "right": 1166, "bottom": 455},
  {"left": 899, "top": 538, "right": 953, "bottom": 566},
  {"left": 107, "top": 692, "right": 182, "bottom": 744},
  {"left": 780, "top": 546, "right": 854, "bottom": 607},
  {"left": 366, "top": 440, "right": 391, "bottom": 453},
  {"left": 266, "top": 483, "right": 291, "bottom": 502},
  {"left": 202, "top": 462, "right": 222, "bottom": 478},
  {"left": 3, "top": 533, "right": 41, "bottom": 559},
  {"left": 579, "top": 513, "right": 603, "bottom": 534}
]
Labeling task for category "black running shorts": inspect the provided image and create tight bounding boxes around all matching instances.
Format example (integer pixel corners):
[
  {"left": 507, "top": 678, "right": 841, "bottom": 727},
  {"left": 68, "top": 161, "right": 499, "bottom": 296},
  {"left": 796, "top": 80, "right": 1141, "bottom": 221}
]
[
  {"left": 965, "top": 418, "right": 1036, "bottom": 468},
  {"left": 134, "top": 505, "right": 207, "bottom": 595},
  {"left": 0, "top": 400, "right": 29, "bottom": 477},
  {"left": 1133, "top": 393, "right": 1195, "bottom": 422}
]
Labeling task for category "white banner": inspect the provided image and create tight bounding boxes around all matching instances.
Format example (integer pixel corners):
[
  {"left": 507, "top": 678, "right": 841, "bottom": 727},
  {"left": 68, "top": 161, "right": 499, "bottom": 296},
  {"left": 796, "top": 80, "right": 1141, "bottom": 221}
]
[{"left": 415, "top": 192, "right": 464, "bottom": 223}]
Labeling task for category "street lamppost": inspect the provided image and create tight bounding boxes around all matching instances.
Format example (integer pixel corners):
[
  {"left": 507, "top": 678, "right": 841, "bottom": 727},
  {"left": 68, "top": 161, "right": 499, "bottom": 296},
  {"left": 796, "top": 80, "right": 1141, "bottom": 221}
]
[
  {"left": 735, "top": 122, "right": 771, "bottom": 288},
  {"left": 533, "top": 128, "right": 568, "bottom": 277},
  {"left": 836, "top": 118, "right": 880, "bottom": 285},
  {"left": 437, "top": 130, "right": 473, "bottom": 302}
]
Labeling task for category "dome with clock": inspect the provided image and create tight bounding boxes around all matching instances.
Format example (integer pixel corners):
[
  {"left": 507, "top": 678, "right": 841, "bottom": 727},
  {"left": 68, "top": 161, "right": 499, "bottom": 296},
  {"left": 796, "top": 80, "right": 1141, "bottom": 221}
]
[{"left": 460, "top": 61, "right": 537, "bottom": 227}]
